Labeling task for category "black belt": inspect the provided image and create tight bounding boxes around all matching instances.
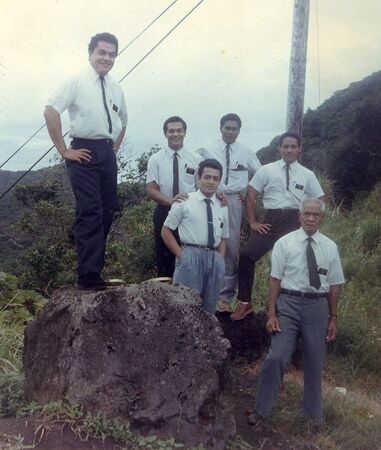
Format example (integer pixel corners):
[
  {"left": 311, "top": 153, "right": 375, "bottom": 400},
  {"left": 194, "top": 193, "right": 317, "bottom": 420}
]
[
  {"left": 182, "top": 243, "right": 217, "bottom": 251},
  {"left": 266, "top": 208, "right": 299, "bottom": 214},
  {"left": 72, "top": 137, "right": 114, "bottom": 145},
  {"left": 280, "top": 288, "right": 328, "bottom": 299}
]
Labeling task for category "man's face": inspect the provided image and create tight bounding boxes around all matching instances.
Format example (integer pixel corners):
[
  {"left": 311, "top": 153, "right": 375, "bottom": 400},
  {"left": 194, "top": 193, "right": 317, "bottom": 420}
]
[
  {"left": 220, "top": 120, "right": 240, "bottom": 145},
  {"left": 89, "top": 41, "right": 117, "bottom": 76},
  {"left": 299, "top": 201, "right": 324, "bottom": 235},
  {"left": 279, "top": 136, "right": 301, "bottom": 163},
  {"left": 198, "top": 167, "right": 221, "bottom": 198},
  {"left": 164, "top": 122, "right": 186, "bottom": 150}
]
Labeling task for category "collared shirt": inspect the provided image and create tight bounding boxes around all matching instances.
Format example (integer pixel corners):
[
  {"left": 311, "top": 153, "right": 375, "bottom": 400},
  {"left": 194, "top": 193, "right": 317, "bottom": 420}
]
[
  {"left": 250, "top": 159, "right": 324, "bottom": 209},
  {"left": 146, "top": 146, "right": 202, "bottom": 197},
  {"left": 164, "top": 190, "right": 229, "bottom": 247},
  {"left": 271, "top": 227, "right": 345, "bottom": 293},
  {"left": 198, "top": 139, "right": 262, "bottom": 193},
  {"left": 47, "top": 66, "right": 128, "bottom": 141}
]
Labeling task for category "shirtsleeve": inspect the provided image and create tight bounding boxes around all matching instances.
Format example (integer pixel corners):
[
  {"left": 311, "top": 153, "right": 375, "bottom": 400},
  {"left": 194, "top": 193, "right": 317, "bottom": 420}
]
[
  {"left": 270, "top": 238, "right": 287, "bottom": 280},
  {"left": 146, "top": 155, "right": 159, "bottom": 184},
  {"left": 248, "top": 150, "right": 262, "bottom": 174},
  {"left": 327, "top": 244, "right": 345, "bottom": 285},
  {"left": 306, "top": 172, "right": 324, "bottom": 198},
  {"left": 46, "top": 76, "right": 77, "bottom": 114},
  {"left": 119, "top": 92, "right": 128, "bottom": 128},
  {"left": 249, "top": 166, "right": 266, "bottom": 193},
  {"left": 163, "top": 202, "right": 184, "bottom": 230}
]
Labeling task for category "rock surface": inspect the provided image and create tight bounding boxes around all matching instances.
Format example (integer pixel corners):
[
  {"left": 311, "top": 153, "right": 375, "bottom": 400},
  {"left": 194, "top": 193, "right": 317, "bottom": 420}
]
[{"left": 23, "top": 282, "right": 235, "bottom": 449}]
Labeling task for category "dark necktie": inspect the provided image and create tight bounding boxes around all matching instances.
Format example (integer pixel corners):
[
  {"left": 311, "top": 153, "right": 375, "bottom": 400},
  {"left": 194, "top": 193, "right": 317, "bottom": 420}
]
[
  {"left": 172, "top": 152, "right": 179, "bottom": 196},
  {"left": 225, "top": 144, "right": 230, "bottom": 185},
  {"left": 204, "top": 199, "right": 215, "bottom": 247},
  {"left": 285, "top": 163, "right": 290, "bottom": 190},
  {"left": 100, "top": 76, "right": 112, "bottom": 134},
  {"left": 306, "top": 237, "right": 321, "bottom": 290}
]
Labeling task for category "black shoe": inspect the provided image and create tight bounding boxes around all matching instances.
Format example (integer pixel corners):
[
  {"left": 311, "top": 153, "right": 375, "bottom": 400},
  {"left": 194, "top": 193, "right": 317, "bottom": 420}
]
[
  {"left": 247, "top": 411, "right": 264, "bottom": 426},
  {"left": 77, "top": 272, "right": 107, "bottom": 290}
]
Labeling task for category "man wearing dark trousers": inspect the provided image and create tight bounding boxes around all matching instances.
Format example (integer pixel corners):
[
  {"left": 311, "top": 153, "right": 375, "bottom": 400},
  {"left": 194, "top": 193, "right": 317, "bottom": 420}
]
[
  {"left": 248, "top": 198, "right": 344, "bottom": 428},
  {"left": 44, "top": 32, "right": 127, "bottom": 289},
  {"left": 231, "top": 131, "right": 325, "bottom": 320},
  {"left": 146, "top": 117, "right": 201, "bottom": 278}
]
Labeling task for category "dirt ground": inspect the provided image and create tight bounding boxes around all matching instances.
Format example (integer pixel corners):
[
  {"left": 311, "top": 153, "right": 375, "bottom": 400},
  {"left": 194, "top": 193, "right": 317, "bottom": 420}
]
[{"left": 0, "top": 367, "right": 318, "bottom": 450}]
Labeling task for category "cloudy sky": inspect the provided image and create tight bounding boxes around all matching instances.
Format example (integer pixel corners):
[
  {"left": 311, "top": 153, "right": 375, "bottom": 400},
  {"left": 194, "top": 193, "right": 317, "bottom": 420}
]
[{"left": 1, "top": 0, "right": 380, "bottom": 172}]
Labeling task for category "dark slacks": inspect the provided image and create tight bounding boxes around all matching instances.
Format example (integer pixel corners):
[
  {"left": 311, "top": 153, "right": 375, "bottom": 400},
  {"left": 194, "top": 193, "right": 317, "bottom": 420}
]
[
  {"left": 237, "top": 209, "right": 300, "bottom": 301},
  {"left": 66, "top": 138, "right": 118, "bottom": 276},
  {"left": 153, "top": 204, "right": 180, "bottom": 277}
]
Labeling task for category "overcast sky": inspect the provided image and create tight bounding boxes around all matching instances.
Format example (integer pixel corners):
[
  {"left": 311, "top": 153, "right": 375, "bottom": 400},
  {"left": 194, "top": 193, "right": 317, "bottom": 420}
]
[{"left": 1, "top": 0, "right": 380, "bottom": 172}]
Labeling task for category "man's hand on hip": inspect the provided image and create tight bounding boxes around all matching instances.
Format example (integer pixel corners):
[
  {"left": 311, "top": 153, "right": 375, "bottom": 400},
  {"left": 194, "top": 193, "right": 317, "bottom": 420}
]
[
  {"left": 250, "top": 221, "right": 271, "bottom": 234},
  {"left": 64, "top": 147, "right": 92, "bottom": 163}
]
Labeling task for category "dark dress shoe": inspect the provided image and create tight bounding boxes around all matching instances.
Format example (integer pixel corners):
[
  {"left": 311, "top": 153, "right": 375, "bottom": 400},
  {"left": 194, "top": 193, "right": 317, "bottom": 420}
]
[
  {"left": 77, "top": 272, "right": 107, "bottom": 290},
  {"left": 247, "top": 411, "right": 264, "bottom": 426}
]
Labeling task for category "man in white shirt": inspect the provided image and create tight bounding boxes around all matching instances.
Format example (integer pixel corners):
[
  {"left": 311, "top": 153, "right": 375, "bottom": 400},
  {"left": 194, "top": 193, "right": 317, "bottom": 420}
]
[
  {"left": 44, "top": 32, "right": 128, "bottom": 289},
  {"left": 248, "top": 197, "right": 345, "bottom": 428},
  {"left": 198, "top": 113, "right": 261, "bottom": 311},
  {"left": 146, "top": 117, "right": 201, "bottom": 278},
  {"left": 161, "top": 159, "right": 229, "bottom": 314},
  {"left": 231, "top": 132, "right": 325, "bottom": 320}
]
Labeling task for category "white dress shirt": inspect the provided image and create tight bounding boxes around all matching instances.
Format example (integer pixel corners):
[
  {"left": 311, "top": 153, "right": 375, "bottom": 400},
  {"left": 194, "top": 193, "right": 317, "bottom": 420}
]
[
  {"left": 146, "top": 146, "right": 202, "bottom": 197},
  {"left": 250, "top": 159, "right": 324, "bottom": 209},
  {"left": 47, "top": 66, "right": 128, "bottom": 141},
  {"left": 198, "top": 139, "right": 261, "bottom": 193},
  {"left": 271, "top": 228, "right": 345, "bottom": 293},
  {"left": 164, "top": 190, "right": 229, "bottom": 247}
]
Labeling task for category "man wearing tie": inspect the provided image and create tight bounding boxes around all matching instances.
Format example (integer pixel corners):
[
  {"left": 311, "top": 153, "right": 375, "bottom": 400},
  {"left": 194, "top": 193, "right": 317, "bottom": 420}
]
[
  {"left": 161, "top": 159, "right": 229, "bottom": 314},
  {"left": 44, "top": 32, "right": 127, "bottom": 289},
  {"left": 232, "top": 132, "right": 325, "bottom": 320},
  {"left": 146, "top": 117, "right": 201, "bottom": 278},
  {"left": 247, "top": 197, "right": 345, "bottom": 428},
  {"left": 198, "top": 113, "right": 261, "bottom": 311}
]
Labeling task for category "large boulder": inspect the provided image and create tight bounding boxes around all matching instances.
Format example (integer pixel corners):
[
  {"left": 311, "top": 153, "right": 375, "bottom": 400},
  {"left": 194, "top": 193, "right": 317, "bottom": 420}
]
[{"left": 23, "top": 283, "right": 235, "bottom": 449}]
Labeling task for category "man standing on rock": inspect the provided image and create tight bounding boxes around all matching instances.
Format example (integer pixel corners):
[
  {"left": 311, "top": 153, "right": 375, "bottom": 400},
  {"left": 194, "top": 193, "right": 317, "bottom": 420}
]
[
  {"left": 248, "top": 197, "right": 344, "bottom": 428},
  {"left": 231, "top": 132, "right": 325, "bottom": 320},
  {"left": 198, "top": 113, "right": 261, "bottom": 312},
  {"left": 161, "top": 159, "right": 229, "bottom": 314},
  {"left": 44, "top": 32, "right": 127, "bottom": 289},
  {"left": 146, "top": 116, "right": 201, "bottom": 278}
]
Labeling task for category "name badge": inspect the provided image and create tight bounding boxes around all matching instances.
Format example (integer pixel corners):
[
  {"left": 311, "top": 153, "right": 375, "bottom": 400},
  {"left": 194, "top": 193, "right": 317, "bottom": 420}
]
[
  {"left": 318, "top": 267, "right": 328, "bottom": 275},
  {"left": 112, "top": 104, "right": 118, "bottom": 112},
  {"left": 186, "top": 167, "right": 195, "bottom": 175},
  {"left": 295, "top": 183, "right": 304, "bottom": 190}
]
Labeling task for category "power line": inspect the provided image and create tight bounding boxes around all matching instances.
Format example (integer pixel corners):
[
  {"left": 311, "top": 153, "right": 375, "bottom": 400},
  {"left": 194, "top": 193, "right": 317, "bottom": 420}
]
[
  {"left": 0, "top": 0, "right": 206, "bottom": 201},
  {"left": 0, "top": 0, "right": 179, "bottom": 171},
  {"left": 315, "top": 0, "right": 321, "bottom": 105}
]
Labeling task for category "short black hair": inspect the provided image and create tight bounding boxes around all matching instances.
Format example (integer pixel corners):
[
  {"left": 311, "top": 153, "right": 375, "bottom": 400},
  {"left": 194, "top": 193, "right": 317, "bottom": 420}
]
[
  {"left": 279, "top": 131, "right": 301, "bottom": 147},
  {"left": 220, "top": 113, "right": 242, "bottom": 129},
  {"left": 198, "top": 158, "right": 223, "bottom": 179},
  {"left": 88, "top": 33, "right": 119, "bottom": 55},
  {"left": 163, "top": 116, "right": 187, "bottom": 133}
]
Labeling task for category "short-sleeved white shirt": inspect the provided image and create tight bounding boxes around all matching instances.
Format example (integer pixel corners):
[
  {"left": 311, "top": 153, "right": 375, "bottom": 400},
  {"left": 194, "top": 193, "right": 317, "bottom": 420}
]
[
  {"left": 47, "top": 66, "right": 128, "bottom": 141},
  {"left": 146, "top": 146, "right": 202, "bottom": 197},
  {"left": 198, "top": 139, "right": 261, "bottom": 193},
  {"left": 250, "top": 159, "right": 324, "bottom": 209},
  {"left": 271, "top": 228, "right": 345, "bottom": 293},
  {"left": 164, "top": 190, "right": 229, "bottom": 247}
]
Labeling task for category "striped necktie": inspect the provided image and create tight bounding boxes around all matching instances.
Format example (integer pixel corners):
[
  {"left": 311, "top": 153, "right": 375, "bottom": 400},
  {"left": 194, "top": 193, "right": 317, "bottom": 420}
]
[
  {"left": 225, "top": 144, "right": 230, "bottom": 185},
  {"left": 204, "top": 199, "right": 215, "bottom": 247},
  {"left": 100, "top": 76, "right": 112, "bottom": 134},
  {"left": 306, "top": 237, "right": 321, "bottom": 289}
]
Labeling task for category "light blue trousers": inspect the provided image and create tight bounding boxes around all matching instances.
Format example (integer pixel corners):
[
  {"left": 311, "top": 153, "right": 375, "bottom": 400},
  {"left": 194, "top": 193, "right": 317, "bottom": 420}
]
[
  {"left": 172, "top": 247, "right": 225, "bottom": 314},
  {"left": 255, "top": 294, "right": 330, "bottom": 424}
]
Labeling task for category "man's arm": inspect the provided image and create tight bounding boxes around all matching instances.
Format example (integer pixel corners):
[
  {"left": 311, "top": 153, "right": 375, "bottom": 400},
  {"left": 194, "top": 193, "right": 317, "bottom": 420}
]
[
  {"left": 246, "top": 186, "right": 271, "bottom": 234},
  {"left": 266, "top": 276, "right": 282, "bottom": 333},
  {"left": 146, "top": 181, "right": 174, "bottom": 206},
  {"left": 161, "top": 226, "right": 182, "bottom": 258},
  {"left": 217, "top": 238, "right": 227, "bottom": 257},
  {"left": 44, "top": 106, "right": 91, "bottom": 163},
  {"left": 326, "top": 284, "right": 341, "bottom": 342},
  {"left": 113, "top": 126, "right": 126, "bottom": 153}
]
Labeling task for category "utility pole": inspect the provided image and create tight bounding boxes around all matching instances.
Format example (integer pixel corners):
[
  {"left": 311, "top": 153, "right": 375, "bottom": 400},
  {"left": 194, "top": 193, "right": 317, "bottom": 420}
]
[{"left": 286, "top": 0, "right": 310, "bottom": 138}]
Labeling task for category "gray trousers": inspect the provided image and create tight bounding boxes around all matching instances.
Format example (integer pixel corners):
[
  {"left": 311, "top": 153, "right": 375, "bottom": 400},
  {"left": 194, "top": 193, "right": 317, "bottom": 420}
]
[
  {"left": 220, "top": 193, "right": 243, "bottom": 302},
  {"left": 255, "top": 294, "right": 330, "bottom": 424},
  {"left": 173, "top": 247, "right": 225, "bottom": 314}
]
